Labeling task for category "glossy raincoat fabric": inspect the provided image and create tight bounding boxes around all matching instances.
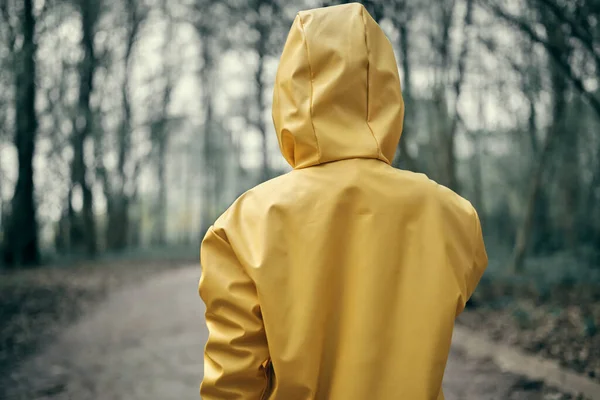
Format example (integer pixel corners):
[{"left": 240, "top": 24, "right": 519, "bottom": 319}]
[{"left": 199, "top": 3, "right": 488, "bottom": 399}]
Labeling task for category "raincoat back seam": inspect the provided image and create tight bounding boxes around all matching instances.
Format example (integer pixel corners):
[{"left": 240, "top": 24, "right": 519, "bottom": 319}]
[
  {"left": 361, "top": 7, "right": 383, "bottom": 160},
  {"left": 298, "top": 13, "right": 321, "bottom": 164}
]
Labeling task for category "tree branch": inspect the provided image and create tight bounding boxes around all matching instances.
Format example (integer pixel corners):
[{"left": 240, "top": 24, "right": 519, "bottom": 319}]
[
  {"left": 0, "top": 2, "right": 16, "bottom": 54},
  {"left": 482, "top": 0, "right": 600, "bottom": 119},
  {"left": 448, "top": 0, "right": 473, "bottom": 140},
  {"left": 534, "top": 0, "right": 599, "bottom": 66}
]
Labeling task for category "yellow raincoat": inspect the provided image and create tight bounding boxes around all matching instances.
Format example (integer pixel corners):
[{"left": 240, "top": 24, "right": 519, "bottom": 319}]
[{"left": 199, "top": 3, "right": 488, "bottom": 399}]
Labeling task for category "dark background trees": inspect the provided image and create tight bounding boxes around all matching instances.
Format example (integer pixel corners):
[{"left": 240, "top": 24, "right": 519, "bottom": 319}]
[
  {"left": 0, "top": 0, "right": 598, "bottom": 278},
  {"left": 1, "top": 0, "right": 39, "bottom": 266}
]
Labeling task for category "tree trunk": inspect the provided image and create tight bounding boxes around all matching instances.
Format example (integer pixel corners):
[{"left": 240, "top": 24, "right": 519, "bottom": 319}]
[
  {"left": 0, "top": 167, "right": 4, "bottom": 250},
  {"left": 511, "top": 15, "right": 568, "bottom": 272},
  {"left": 393, "top": 16, "right": 417, "bottom": 171},
  {"left": 510, "top": 129, "right": 555, "bottom": 273},
  {"left": 586, "top": 146, "right": 600, "bottom": 250},
  {"left": 472, "top": 131, "right": 484, "bottom": 217},
  {"left": 542, "top": 6, "right": 576, "bottom": 251},
  {"left": 445, "top": 0, "right": 473, "bottom": 193},
  {"left": 431, "top": 0, "right": 459, "bottom": 191},
  {"left": 106, "top": 4, "right": 140, "bottom": 251},
  {"left": 70, "top": 1, "right": 98, "bottom": 256},
  {"left": 105, "top": 195, "right": 129, "bottom": 251},
  {"left": 525, "top": 97, "right": 551, "bottom": 254},
  {"left": 200, "top": 32, "right": 214, "bottom": 236},
  {"left": 156, "top": 136, "right": 167, "bottom": 245},
  {"left": 153, "top": 4, "right": 174, "bottom": 246},
  {"left": 527, "top": 99, "right": 539, "bottom": 155},
  {"left": 558, "top": 108, "right": 580, "bottom": 249},
  {"left": 105, "top": 91, "right": 132, "bottom": 251},
  {"left": 255, "top": 21, "right": 269, "bottom": 182},
  {"left": 2, "top": 0, "right": 39, "bottom": 266}
]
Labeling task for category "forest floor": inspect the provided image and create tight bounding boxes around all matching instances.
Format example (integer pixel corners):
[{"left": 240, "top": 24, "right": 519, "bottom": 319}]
[
  {"left": 463, "top": 253, "right": 600, "bottom": 385},
  {"left": 0, "top": 256, "right": 594, "bottom": 399},
  {"left": 0, "top": 249, "right": 197, "bottom": 396}
]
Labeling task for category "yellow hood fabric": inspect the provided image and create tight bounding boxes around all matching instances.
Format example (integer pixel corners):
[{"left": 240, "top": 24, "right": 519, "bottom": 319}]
[{"left": 199, "top": 3, "right": 488, "bottom": 400}]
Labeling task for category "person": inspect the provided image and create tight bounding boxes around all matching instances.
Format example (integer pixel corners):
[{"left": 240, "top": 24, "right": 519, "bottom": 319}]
[{"left": 198, "top": 3, "right": 488, "bottom": 399}]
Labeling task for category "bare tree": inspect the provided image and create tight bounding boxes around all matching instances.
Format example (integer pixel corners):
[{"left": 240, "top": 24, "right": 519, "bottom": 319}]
[
  {"left": 148, "top": 0, "right": 180, "bottom": 245},
  {"left": 510, "top": 5, "right": 570, "bottom": 273},
  {"left": 185, "top": 0, "right": 238, "bottom": 235},
  {"left": 0, "top": 29, "right": 12, "bottom": 238},
  {"left": 197, "top": 4, "right": 217, "bottom": 236},
  {"left": 245, "top": 0, "right": 289, "bottom": 182},
  {"left": 481, "top": 0, "right": 600, "bottom": 119},
  {"left": 467, "top": 97, "right": 487, "bottom": 220},
  {"left": 252, "top": 0, "right": 271, "bottom": 182},
  {"left": 389, "top": 0, "right": 418, "bottom": 171},
  {"left": 69, "top": 0, "right": 102, "bottom": 256},
  {"left": 428, "top": 0, "right": 474, "bottom": 192},
  {"left": 101, "top": 0, "right": 149, "bottom": 250},
  {"left": 1, "top": 0, "right": 40, "bottom": 266}
]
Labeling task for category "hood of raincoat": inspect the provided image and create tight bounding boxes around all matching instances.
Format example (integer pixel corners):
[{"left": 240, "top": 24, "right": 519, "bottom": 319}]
[{"left": 272, "top": 3, "right": 404, "bottom": 168}]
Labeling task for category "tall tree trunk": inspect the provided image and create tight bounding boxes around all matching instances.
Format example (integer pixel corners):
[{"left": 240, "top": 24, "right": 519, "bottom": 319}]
[
  {"left": 156, "top": 136, "right": 167, "bottom": 245},
  {"left": 393, "top": 10, "right": 417, "bottom": 171},
  {"left": 431, "top": 0, "right": 458, "bottom": 190},
  {"left": 559, "top": 104, "right": 580, "bottom": 249},
  {"left": 105, "top": 196, "right": 129, "bottom": 250},
  {"left": 472, "top": 144, "right": 483, "bottom": 214},
  {"left": 445, "top": 0, "right": 473, "bottom": 193},
  {"left": 71, "top": 0, "right": 98, "bottom": 256},
  {"left": 471, "top": 133, "right": 484, "bottom": 218},
  {"left": 542, "top": 6, "right": 575, "bottom": 251},
  {"left": 183, "top": 145, "right": 193, "bottom": 244},
  {"left": 470, "top": 83, "right": 487, "bottom": 218},
  {"left": 526, "top": 97, "right": 551, "bottom": 254},
  {"left": 255, "top": 20, "right": 269, "bottom": 182},
  {"left": 106, "top": 93, "right": 132, "bottom": 250},
  {"left": 199, "top": 32, "right": 214, "bottom": 236},
  {"left": 511, "top": 15, "right": 568, "bottom": 272},
  {"left": 586, "top": 142, "right": 600, "bottom": 249},
  {"left": 3, "top": 0, "right": 39, "bottom": 266},
  {"left": 106, "top": 1, "right": 141, "bottom": 251},
  {"left": 510, "top": 126, "right": 556, "bottom": 272},
  {"left": 527, "top": 99, "right": 539, "bottom": 155},
  {"left": 0, "top": 165, "right": 4, "bottom": 237},
  {"left": 153, "top": 2, "right": 174, "bottom": 246}
]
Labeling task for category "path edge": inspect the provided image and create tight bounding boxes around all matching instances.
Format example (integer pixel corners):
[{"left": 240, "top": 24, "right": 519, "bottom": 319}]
[{"left": 452, "top": 324, "right": 600, "bottom": 399}]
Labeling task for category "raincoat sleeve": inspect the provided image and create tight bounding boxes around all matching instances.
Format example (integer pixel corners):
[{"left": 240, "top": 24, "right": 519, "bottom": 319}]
[
  {"left": 199, "top": 226, "right": 270, "bottom": 399},
  {"left": 466, "top": 208, "right": 488, "bottom": 300}
]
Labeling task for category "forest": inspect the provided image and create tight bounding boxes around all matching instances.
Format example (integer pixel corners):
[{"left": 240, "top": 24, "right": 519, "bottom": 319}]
[
  {"left": 1, "top": 0, "right": 600, "bottom": 397},
  {"left": 0, "top": 0, "right": 598, "bottom": 272}
]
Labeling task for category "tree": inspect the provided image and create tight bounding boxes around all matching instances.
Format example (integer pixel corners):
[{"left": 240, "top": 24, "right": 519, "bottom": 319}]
[
  {"left": 481, "top": 0, "right": 600, "bottom": 119},
  {"left": 102, "top": 0, "right": 149, "bottom": 251},
  {"left": 1, "top": 0, "right": 40, "bottom": 266},
  {"left": 509, "top": 4, "right": 571, "bottom": 272},
  {"left": 187, "top": 0, "right": 219, "bottom": 236},
  {"left": 69, "top": 0, "right": 102, "bottom": 256},
  {"left": 148, "top": 0, "right": 180, "bottom": 245},
  {"left": 389, "top": 0, "right": 418, "bottom": 171},
  {"left": 426, "top": 0, "right": 474, "bottom": 192},
  {"left": 182, "top": 0, "right": 248, "bottom": 235},
  {"left": 0, "top": 19, "right": 13, "bottom": 244},
  {"left": 251, "top": 0, "right": 274, "bottom": 182},
  {"left": 240, "top": 0, "right": 289, "bottom": 182}
]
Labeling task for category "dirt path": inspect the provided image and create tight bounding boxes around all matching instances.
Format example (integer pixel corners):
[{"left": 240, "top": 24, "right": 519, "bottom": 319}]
[{"left": 2, "top": 266, "right": 568, "bottom": 400}]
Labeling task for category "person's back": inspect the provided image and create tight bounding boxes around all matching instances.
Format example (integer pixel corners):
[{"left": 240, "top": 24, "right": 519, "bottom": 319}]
[{"left": 199, "top": 3, "right": 488, "bottom": 400}]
